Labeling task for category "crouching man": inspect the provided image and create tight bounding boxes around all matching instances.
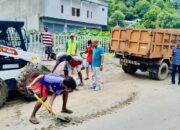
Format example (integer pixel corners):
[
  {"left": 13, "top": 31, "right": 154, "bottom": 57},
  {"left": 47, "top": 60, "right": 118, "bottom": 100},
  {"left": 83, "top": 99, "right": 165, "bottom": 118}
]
[
  {"left": 28, "top": 73, "right": 76, "bottom": 124},
  {"left": 51, "top": 52, "right": 84, "bottom": 86}
]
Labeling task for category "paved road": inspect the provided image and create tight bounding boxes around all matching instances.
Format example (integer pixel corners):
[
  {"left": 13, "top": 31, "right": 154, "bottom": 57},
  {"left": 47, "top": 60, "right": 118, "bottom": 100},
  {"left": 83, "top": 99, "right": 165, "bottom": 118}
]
[
  {"left": 1, "top": 59, "right": 180, "bottom": 130},
  {"left": 64, "top": 72, "right": 180, "bottom": 130}
]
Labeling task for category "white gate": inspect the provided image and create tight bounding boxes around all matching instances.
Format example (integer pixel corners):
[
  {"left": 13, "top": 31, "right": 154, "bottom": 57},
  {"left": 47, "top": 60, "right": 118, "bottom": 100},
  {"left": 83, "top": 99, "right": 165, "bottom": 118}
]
[{"left": 28, "top": 34, "right": 110, "bottom": 60}]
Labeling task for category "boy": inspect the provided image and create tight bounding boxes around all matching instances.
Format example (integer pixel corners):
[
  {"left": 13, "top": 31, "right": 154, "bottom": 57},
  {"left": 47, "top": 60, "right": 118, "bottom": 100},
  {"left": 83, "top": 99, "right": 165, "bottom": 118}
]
[
  {"left": 27, "top": 73, "right": 76, "bottom": 124},
  {"left": 80, "top": 40, "right": 93, "bottom": 80},
  {"left": 51, "top": 52, "right": 84, "bottom": 86}
]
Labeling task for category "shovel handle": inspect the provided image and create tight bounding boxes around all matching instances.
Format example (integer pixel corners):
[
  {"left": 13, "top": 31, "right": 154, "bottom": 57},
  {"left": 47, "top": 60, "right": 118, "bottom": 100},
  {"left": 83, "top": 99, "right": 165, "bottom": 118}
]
[
  {"left": 34, "top": 94, "right": 56, "bottom": 116},
  {"left": 29, "top": 88, "right": 56, "bottom": 116}
]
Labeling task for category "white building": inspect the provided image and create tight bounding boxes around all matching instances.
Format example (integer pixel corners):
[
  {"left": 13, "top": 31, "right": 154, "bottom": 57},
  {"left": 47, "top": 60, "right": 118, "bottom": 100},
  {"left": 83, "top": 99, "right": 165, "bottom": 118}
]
[{"left": 0, "top": 0, "right": 108, "bottom": 32}]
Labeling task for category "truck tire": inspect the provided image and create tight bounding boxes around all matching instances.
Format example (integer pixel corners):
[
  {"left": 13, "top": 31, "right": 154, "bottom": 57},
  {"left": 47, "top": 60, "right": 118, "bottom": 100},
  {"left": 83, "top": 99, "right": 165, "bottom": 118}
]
[
  {"left": 122, "top": 65, "right": 129, "bottom": 73},
  {"left": 127, "top": 65, "right": 137, "bottom": 74},
  {"left": 149, "top": 72, "right": 158, "bottom": 80},
  {"left": 157, "top": 63, "right": 169, "bottom": 80},
  {"left": 122, "top": 65, "right": 137, "bottom": 74},
  {"left": 0, "top": 78, "right": 8, "bottom": 108},
  {"left": 17, "top": 67, "right": 43, "bottom": 100}
]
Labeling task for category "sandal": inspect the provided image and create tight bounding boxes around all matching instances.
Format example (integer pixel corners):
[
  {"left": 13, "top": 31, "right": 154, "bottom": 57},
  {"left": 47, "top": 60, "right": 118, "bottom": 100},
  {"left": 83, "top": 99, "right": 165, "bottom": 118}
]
[
  {"left": 29, "top": 118, "right": 39, "bottom": 124},
  {"left": 84, "top": 77, "right": 89, "bottom": 80},
  {"left": 78, "top": 83, "right": 84, "bottom": 86},
  {"left": 61, "top": 109, "right": 73, "bottom": 114}
]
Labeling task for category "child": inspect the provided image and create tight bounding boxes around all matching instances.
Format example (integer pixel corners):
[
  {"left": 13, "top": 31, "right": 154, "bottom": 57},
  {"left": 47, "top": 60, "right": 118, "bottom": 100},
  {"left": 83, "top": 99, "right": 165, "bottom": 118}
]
[
  {"left": 80, "top": 40, "right": 93, "bottom": 80},
  {"left": 51, "top": 52, "right": 84, "bottom": 86},
  {"left": 28, "top": 73, "right": 77, "bottom": 124}
]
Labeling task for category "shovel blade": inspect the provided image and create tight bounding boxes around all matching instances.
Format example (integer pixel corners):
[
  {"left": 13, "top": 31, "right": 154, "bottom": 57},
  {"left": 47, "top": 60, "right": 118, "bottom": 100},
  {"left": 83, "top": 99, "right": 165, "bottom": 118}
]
[{"left": 57, "top": 116, "right": 71, "bottom": 122}]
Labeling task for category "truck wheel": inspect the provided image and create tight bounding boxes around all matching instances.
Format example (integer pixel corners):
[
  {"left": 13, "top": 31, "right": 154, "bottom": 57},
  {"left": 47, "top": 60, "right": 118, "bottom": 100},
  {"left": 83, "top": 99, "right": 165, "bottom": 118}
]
[
  {"left": 17, "top": 67, "right": 43, "bottom": 100},
  {"left": 0, "top": 78, "right": 8, "bottom": 107},
  {"left": 127, "top": 65, "right": 137, "bottom": 74},
  {"left": 149, "top": 72, "right": 157, "bottom": 80},
  {"left": 122, "top": 65, "right": 129, "bottom": 73},
  {"left": 122, "top": 65, "right": 137, "bottom": 74},
  {"left": 157, "top": 63, "right": 169, "bottom": 80}
]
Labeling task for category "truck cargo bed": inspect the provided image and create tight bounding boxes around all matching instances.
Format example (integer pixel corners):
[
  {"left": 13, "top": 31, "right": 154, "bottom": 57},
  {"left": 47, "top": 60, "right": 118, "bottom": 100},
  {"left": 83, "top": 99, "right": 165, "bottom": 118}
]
[{"left": 110, "top": 27, "right": 180, "bottom": 59}]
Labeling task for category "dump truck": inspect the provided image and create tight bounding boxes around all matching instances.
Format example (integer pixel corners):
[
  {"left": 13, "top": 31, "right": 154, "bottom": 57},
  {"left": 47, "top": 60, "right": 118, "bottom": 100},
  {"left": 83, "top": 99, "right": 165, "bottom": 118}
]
[{"left": 110, "top": 27, "right": 180, "bottom": 80}]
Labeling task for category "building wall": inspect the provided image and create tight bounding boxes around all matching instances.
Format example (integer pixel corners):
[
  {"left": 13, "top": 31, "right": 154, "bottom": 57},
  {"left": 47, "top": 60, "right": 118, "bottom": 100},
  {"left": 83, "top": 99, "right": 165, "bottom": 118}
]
[
  {"left": 41, "top": 17, "right": 102, "bottom": 33},
  {"left": 0, "top": 0, "right": 108, "bottom": 32},
  {"left": 0, "top": 0, "right": 43, "bottom": 30},
  {"left": 43, "top": 0, "right": 108, "bottom": 26}
]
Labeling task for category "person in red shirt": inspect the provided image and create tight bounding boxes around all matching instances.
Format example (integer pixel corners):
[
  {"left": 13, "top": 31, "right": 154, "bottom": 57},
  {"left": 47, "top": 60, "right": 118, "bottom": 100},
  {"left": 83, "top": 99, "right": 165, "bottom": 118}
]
[
  {"left": 81, "top": 40, "right": 93, "bottom": 80},
  {"left": 51, "top": 52, "right": 84, "bottom": 86}
]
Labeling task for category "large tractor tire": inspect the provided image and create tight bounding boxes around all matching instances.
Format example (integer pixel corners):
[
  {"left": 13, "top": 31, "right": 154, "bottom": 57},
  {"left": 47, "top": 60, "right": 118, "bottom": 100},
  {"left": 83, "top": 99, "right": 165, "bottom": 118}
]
[
  {"left": 17, "top": 67, "right": 43, "bottom": 100},
  {"left": 0, "top": 78, "right": 8, "bottom": 108}
]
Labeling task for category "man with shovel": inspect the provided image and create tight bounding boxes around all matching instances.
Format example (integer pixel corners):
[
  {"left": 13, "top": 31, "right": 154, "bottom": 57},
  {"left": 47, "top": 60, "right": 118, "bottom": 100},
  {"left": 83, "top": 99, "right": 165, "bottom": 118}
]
[{"left": 27, "top": 73, "right": 77, "bottom": 124}]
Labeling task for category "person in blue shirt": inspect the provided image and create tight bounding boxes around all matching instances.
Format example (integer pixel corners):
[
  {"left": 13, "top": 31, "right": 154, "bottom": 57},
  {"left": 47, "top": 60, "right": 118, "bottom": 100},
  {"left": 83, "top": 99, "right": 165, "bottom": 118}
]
[
  {"left": 27, "top": 73, "right": 77, "bottom": 124},
  {"left": 91, "top": 39, "right": 104, "bottom": 91},
  {"left": 171, "top": 40, "right": 180, "bottom": 85}
]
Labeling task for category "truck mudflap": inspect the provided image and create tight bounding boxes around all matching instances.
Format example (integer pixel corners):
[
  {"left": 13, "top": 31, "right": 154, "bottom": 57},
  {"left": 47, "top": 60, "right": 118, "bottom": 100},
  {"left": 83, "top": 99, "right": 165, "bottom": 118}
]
[{"left": 120, "top": 58, "right": 140, "bottom": 66}]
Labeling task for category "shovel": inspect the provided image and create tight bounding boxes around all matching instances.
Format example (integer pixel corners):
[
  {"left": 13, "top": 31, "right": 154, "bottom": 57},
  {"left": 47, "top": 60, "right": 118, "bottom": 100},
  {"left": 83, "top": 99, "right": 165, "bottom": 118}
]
[{"left": 29, "top": 89, "right": 71, "bottom": 122}]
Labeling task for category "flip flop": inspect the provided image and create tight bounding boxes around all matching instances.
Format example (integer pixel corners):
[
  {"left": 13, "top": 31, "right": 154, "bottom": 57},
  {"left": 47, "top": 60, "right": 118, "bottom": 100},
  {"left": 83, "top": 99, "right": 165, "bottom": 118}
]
[
  {"left": 78, "top": 83, "right": 84, "bottom": 86},
  {"left": 75, "top": 88, "right": 79, "bottom": 91},
  {"left": 61, "top": 109, "right": 73, "bottom": 114},
  {"left": 29, "top": 119, "right": 39, "bottom": 124},
  {"left": 84, "top": 78, "right": 89, "bottom": 80}
]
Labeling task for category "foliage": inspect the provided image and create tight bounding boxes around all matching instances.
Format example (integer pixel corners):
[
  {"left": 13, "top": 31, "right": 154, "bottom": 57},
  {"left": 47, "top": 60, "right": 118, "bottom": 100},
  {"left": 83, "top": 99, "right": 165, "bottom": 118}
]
[
  {"left": 100, "top": 0, "right": 180, "bottom": 29},
  {"left": 157, "top": 11, "right": 180, "bottom": 28},
  {"left": 109, "top": 11, "right": 125, "bottom": 27},
  {"left": 135, "top": 0, "right": 151, "bottom": 18},
  {"left": 59, "top": 29, "right": 110, "bottom": 37}
]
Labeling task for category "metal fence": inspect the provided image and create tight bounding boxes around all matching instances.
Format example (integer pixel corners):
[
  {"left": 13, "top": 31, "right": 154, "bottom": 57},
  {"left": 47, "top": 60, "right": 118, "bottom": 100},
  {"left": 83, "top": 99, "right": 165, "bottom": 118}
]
[{"left": 28, "top": 34, "right": 110, "bottom": 60}]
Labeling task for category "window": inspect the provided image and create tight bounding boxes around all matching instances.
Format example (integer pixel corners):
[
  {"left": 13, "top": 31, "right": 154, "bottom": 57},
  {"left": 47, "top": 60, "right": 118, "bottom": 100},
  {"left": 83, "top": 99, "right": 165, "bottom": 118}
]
[
  {"left": 5, "top": 27, "right": 22, "bottom": 49},
  {"left": 102, "top": 8, "right": 105, "bottom": 11},
  {"left": 72, "top": 7, "right": 81, "bottom": 17},
  {"left": 91, "top": 11, "right": 92, "bottom": 18},
  {"left": 76, "top": 8, "right": 80, "bottom": 17},
  {"left": 72, "top": 7, "right": 76, "bottom": 16},
  {"left": 87, "top": 10, "right": 89, "bottom": 18},
  {"left": 61, "top": 5, "right": 64, "bottom": 13}
]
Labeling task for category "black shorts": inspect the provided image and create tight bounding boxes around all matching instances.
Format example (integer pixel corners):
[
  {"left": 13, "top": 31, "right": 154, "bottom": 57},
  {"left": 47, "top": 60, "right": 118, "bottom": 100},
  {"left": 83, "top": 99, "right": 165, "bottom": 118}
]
[{"left": 45, "top": 46, "right": 53, "bottom": 54}]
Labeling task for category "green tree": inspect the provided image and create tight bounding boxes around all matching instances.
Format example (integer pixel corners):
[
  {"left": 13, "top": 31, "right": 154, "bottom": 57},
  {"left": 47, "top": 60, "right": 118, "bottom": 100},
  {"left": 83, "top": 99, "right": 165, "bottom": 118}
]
[
  {"left": 110, "top": 11, "right": 125, "bottom": 27},
  {"left": 157, "top": 11, "right": 180, "bottom": 28},
  {"left": 125, "top": 7, "right": 138, "bottom": 20},
  {"left": 112, "top": 2, "right": 127, "bottom": 14},
  {"left": 135, "top": 0, "right": 151, "bottom": 17},
  {"left": 144, "top": 5, "right": 161, "bottom": 21},
  {"left": 155, "top": 0, "right": 165, "bottom": 9}
]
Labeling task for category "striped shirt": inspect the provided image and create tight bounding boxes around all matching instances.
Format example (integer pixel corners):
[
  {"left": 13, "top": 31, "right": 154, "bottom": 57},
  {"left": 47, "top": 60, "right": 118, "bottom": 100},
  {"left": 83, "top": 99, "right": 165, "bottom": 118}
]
[{"left": 41, "top": 32, "right": 53, "bottom": 46}]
